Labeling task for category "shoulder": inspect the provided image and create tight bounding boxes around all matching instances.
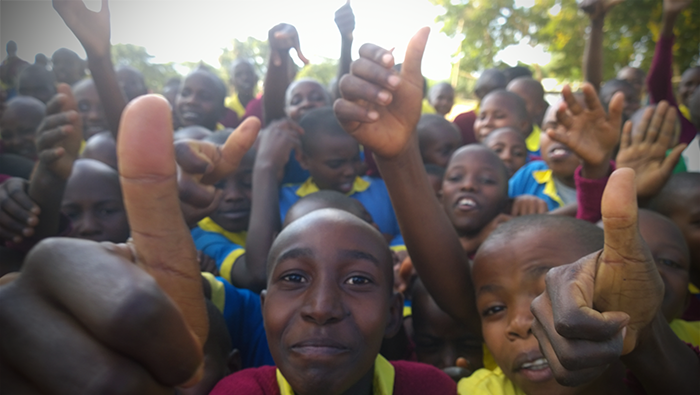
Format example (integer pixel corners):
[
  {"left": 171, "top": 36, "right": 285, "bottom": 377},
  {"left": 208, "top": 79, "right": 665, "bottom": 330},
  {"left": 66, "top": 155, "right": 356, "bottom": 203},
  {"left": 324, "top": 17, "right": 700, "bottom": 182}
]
[
  {"left": 510, "top": 161, "right": 548, "bottom": 185},
  {"left": 457, "top": 367, "right": 525, "bottom": 395},
  {"left": 392, "top": 360, "right": 457, "bottom": 395},
  {"left": 210, "top": 366, "right": 280, "bottom": 395}
]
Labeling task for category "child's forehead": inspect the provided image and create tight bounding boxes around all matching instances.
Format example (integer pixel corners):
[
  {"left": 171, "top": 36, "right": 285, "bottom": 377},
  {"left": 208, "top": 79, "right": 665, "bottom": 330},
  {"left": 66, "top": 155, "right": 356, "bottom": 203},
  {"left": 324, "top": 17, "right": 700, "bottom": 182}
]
[
  {"left": 448, "top": 146, "right": 503, "bottom": 171},
  {"left": 639, "top": 210, "right": 688, "bottom": 249},
  {"left": 487, "top": 128, "right": 524, "bottom": 144},
  {"left": 289, "top": 80, "right": 324, "bottom": 96}
]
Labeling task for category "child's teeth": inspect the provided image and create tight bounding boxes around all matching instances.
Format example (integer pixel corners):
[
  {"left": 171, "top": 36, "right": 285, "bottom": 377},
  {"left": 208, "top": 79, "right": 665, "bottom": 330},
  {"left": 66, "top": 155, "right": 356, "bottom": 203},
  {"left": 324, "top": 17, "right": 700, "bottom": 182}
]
[
  {"left": 521, "top": 358, "right": 548, "bottom": 370},
  {"left": 458, "top": 198, "right": 476, "bottom": 207}
]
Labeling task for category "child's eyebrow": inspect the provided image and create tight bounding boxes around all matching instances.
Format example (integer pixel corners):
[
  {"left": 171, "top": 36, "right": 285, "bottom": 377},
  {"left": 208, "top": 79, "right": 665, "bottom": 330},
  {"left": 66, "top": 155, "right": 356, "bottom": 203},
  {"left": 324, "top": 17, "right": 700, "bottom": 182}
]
[
  {"left": 276, "top": 247, "right": 314, "bottom": 263},
  {"left": 476, "top": 284, "right": 503, "bottom": 297},
  {"left": 338, "top": 249, "right": 380, "bottom": 266}
]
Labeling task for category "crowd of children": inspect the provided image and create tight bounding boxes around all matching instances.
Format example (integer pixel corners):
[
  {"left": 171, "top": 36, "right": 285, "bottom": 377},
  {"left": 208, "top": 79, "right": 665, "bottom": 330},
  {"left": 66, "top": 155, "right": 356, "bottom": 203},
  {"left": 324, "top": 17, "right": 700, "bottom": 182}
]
[{"left": 0, "top": 0, "right": 698, "bottom": 394}]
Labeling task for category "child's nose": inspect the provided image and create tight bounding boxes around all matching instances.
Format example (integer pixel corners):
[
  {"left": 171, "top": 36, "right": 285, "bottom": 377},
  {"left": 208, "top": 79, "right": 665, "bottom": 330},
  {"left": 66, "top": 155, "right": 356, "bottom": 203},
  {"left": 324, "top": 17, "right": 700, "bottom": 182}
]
[
  {"left": 459, "top": 174, "right": 478, "bottom": 192},
  {"left": 300, "top": 281, "right": 346, "bottom": 325},
  {"left": 77, "top": 213, "right": 101, "bottom": 236},
  {"left": 505, "top": 305, "right": 534, "bottom": 340}
]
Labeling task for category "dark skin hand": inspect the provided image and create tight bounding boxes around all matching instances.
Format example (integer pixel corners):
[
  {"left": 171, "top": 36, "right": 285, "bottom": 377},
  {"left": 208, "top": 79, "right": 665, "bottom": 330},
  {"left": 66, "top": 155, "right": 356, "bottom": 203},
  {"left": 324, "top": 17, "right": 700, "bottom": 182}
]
[
  {"left": 53, "top": 0, "right": 127, "bottom": 137},
  {"left": 616, "top": 101, "right": 686, "bottom": 202},
  {"left": 0, "top": 178, "right": 38, "bottom": 243},
  {"left": 531, "top": 168, "right": 699, "bottom": 393},
  {"left": 333, "top": 0, "right": 355, "bottom": 99},
  {"left": 0, "top": 95, "right": 259, "bottom": 393},
  {"left": 334, "top": 27, "right": 480, "bottom": 334},
  {"left": 580, "top": 0, "right": 623, "bottom": 91}
]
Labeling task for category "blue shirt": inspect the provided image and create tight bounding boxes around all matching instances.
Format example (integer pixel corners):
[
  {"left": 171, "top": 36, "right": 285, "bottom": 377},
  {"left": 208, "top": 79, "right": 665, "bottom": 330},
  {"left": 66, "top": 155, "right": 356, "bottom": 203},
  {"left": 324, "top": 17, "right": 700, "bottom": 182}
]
[
  {"left": 192, "top": 217, "right": 247, "bottom": 284},
  {"left": 508, "top": 160, "right": 564, "bottom": 211}
]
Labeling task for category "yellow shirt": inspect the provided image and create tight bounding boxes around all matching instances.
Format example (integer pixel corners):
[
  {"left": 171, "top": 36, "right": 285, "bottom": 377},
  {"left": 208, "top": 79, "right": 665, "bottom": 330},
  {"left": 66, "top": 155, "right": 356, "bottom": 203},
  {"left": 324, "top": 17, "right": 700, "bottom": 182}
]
[
  {"left": 669, "top": 319, "right": 700, "bottom": 348},
  {"left": 525, "top": 125, "right": 541, "bottom": 153},
  {"left": 276, "top": 354, "right": 395, "bottom": 395},
  {"left": 225, "top": 93, "right": 246, "bottom": 119},
  {"left": 458, "top": 367, "right": 526, "bottom": 395}
]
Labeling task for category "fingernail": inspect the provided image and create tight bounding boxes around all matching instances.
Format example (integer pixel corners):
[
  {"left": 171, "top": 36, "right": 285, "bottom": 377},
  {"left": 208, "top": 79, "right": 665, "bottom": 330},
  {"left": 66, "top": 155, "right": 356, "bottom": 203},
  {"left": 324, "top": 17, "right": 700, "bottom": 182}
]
[
  {"left": 388, "top": 75, "right": 400, "bottom": 88},
  {"left": 377, "top": 90, "right": 391, "bottom": 104},
  {"left": 382, "top": 53, "right": 393, "bottom": 66},
  {"left": 368, "top": 111, "right": 379, "bottom": 120}
]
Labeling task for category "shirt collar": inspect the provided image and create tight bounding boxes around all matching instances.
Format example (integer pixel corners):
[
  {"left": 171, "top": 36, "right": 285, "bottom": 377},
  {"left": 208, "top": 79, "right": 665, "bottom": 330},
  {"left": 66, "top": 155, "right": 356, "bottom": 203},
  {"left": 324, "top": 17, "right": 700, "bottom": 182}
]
[
  {"left": 532, "top": 169, "right": 564, "bottom": 207},
  {"left": 197, "top": 217, "right": 247, "bottom": 247},
  {"left": 295, "top": 176, "right": 371, "bottom": 198},
  {"left": 276, "top": 354, "right": 395, "bottom": 395}
]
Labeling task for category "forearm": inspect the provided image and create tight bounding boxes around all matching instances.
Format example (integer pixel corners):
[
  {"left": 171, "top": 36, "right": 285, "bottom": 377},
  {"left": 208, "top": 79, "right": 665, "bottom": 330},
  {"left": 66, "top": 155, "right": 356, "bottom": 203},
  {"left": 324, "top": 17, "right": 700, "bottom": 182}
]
[
  {"left": 27, "top": 166, "right": 67, "bottom": 240},
  {"left": 647, "top": 16, "right": 677, "bottom": 105},
  {"left": 661, "top": 10, "right": 680, "bottom": 38},
  {"left": 263, "top": 51, "right": 291, "bottom": 125},
  {"left": 239, "top": 163, "right": 282, "bottom": 292},
  {"left": 86, "top": 50, "right": 127, "bottom": 139},
  {"left": 620, "top": 312, "right": 700, "bottom": 394},
  {"left": 375, "top": 141, "right": 479, "bottom": 332},
  {"left": 334, "top": 37, "right": 353, "bottom": 100},
  {"left": 583, "top": 16, "right": 605, "bottom": 92}
]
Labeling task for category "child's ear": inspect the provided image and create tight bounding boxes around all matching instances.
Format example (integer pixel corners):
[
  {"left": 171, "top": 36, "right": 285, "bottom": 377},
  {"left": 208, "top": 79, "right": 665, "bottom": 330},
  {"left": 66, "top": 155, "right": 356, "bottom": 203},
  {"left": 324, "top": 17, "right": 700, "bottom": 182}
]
[{"left": 384, "top": 292, "right": 404, "bottom": 339}]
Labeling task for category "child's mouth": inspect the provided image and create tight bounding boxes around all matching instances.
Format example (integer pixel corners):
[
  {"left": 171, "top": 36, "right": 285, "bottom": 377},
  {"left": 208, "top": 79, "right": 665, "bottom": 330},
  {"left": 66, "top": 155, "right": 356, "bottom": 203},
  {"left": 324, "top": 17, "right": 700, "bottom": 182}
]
[
  {"left": 548, "top": 145, "right": 572, "bottom": 160},
  {"left": 516, "top": 357, "right": 552, "bottom": 382},
  {"left": 456, "top": 197, "right": 478, "bottom": 212}
]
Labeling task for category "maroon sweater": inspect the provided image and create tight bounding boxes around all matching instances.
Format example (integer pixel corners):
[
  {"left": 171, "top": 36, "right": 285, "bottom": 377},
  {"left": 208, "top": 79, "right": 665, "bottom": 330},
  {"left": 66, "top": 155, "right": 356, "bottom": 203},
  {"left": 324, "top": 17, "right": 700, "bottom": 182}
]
[{"left": 210, "top": 360, "right": 457, "bottom": 395}]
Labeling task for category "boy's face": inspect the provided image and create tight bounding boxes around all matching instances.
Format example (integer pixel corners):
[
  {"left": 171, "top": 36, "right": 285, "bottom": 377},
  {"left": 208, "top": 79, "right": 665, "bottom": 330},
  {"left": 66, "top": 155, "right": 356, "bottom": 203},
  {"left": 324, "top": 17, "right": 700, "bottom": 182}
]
[
  {"left": 177, "top": 72, "right": 224, "bottom": 130},
  {"left": 639, "top": 211, "right": 690, "bottom": 322},
  {"left": 61, "top": 162, "right": 130, "bottom": 243},
  {"left": 262, "top": 210, "right": 401, "bottom": 395},
  {"left": 420, "top": 123, "right": 461, "bottom": 168},
  {"left": 603, "top": 85, "right": 640, "bottom": 121},
  {"left": 441, "top": 147, "right": 508, "bottom": 236},
  {"left": 485, "top": 129, "right": 527, "bottom": 178},
  {"left": 301, "top": 134, "right": 360, "bottom": 194},
  {"left": 116, "top": 68, "right": 148, "bottom": 102},
  {"left": 473, "top": 228, "right": 594, "bottom": 395},
  {"left": 74, "top": 80, "right": 109, "bottom": 140},
  {"left": 52, "top": 56, "right": 83, "bottom": 86},
  {"left": 659, "top": 185, "right": 700, "bottom": 287},
  {"left": 209, "top": 152, "right": 254, "bottom": 233},
  {"left": 429, "top": 85, "right": 455, "bottom": 116},
  {"left": 285, "top": 81, "right": 329, "bottom": 121},
  {"left": 231, "top": 62, "right": 258, "bottom": 95},
  {"left": 412, "top": 287, "right": 483, "bottom": 371},
  {"left": 679, "top": 68, "right": 700, "bottom": 106},
  {"left": 0, "top": 107, "right": 41, "bottom": 159},
  {"left": 541, "top": 103, "right": 581, "bottom": 180},
  {"left": 474, "top": 95, "right": 529, "bottom": 141}
]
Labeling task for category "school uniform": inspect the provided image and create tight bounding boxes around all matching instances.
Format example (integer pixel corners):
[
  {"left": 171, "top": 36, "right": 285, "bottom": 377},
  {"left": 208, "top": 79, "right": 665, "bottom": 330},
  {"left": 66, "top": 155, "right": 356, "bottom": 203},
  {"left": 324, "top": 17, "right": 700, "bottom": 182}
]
[
  {"left": 191, "top": 217, "right": 247, "bottom": 284},
  {"left": 508, "top": 160, "right": 574, "bottom": 211},
  {"left": 279, "top": 176, "right": 406, "bottom": 251},
  {"left": 210, "top": 355, "right": 457, "bottom": 394},
  {"left": 202, "top": 273, "right": 274, "bottom": 368}
]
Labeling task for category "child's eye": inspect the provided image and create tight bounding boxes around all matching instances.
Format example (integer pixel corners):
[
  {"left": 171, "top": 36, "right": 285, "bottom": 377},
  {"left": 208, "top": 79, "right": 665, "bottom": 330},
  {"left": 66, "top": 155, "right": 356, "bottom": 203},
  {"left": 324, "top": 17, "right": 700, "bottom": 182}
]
[
  {"left": 282, "top": 273, "right": 307, "bottom": 283},
  {"left": 657, "top": 258, "right": 683, "bottom": 270},
  {"left": 479, "top": 176, "right": 497, "bottom": 185},
  {"left": 482, "top": 305, "right": 505, "bottom": 317},
  {"left": 345, "top": 276, "right": 371, "bottom": 285},
  {"left": 325, "top": 160, "right": 344, "bottom": 169}
]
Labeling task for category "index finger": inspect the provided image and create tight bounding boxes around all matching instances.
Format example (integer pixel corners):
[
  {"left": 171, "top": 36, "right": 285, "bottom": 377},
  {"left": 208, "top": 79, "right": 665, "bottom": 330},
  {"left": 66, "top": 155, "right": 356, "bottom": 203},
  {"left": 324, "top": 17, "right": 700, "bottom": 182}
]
[{"left": 117, "top": 95, "right": 208, "bottom": 355}]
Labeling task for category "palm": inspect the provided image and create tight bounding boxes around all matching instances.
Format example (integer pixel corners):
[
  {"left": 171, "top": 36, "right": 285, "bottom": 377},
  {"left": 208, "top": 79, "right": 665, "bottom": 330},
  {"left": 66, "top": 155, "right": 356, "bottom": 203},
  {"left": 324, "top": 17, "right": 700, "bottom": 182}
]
[
  {"left": 53, "top": 0, "right": 110, "bottom": 56},
  {"left": 616, "top": 144, "right": 666, "bottom": 198}
]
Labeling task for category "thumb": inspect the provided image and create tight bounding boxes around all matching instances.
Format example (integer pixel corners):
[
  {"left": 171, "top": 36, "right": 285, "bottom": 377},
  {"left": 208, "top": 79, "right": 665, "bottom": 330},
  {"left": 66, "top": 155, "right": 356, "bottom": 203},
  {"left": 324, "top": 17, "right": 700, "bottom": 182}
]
[
  {"left": 600, "top": 168, "right": 638, "bottom": 252},
  {"left": 400, "top": 27, "right": 430, "bottom": 88},
  {"left": 117, "top": 95, "right": 208, "bottom": 353},
  {"left": 200, "top": 117, "right": 260, "bottom": 184},
  {"left": 660, "top": 143, "right": 687, "bottom": 176}
]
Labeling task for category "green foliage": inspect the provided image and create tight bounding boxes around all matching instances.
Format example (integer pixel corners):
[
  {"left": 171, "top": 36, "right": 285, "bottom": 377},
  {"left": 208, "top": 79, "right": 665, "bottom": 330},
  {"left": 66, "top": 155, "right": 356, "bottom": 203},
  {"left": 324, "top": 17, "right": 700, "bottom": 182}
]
[
  {"left": 110, "top": 43, "right": 180, "bottom": 92},
  {"left": 432, "top": 0, "right": 700, "bottom": 84},
  {"left": 296, "top": 58, "right": 338, "bottom": 89},
  {"left": 219, "top": 36, "right": 269, "bottom": 87}
]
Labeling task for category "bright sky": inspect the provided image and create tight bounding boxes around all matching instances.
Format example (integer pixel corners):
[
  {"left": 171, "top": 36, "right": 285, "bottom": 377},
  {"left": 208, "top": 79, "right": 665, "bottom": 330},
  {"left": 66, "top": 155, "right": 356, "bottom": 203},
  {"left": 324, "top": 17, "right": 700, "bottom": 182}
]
[{"left": 1, "top": 0, "right": 551, "bottom": 81}]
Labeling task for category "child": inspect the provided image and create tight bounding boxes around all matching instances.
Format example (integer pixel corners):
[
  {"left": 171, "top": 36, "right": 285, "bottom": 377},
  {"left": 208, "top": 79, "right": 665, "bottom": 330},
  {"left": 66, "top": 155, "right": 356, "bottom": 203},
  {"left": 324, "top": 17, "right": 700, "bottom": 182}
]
[
  {"left": 177, "top": 66, "right": 227, "bottom": 131},
  {"left": 190, "top": 129, "right": 260, "bottom": 291},
  {"left": 17, "top": 63, "right": 56, "bottom": 104},
  {"left": 333, "top": 29, "right": 699, "bottom": 394},
  {"left": 482, "top": 127, "right": 528, "bottom": 178},
  {"left": 473, "top": 90, "right": 531, "bottom": 146},
  {"left": 417, "top": 113, "right": 462, "bottom": 168},
  {"left": 73, "top": 78, "right": 110, "bottom": 140},
  {"left": 211, "top": 208, "right": 456, "bottom": 394},
  {"left": 424, "top": 164, "right": 445, "bottom": 198},
  {"left": 284, "top": 79, "right": 331, "bottom": 123},
  {"left": 282, "top": 189, "right": 374, "bottom": 228},
  {"left": 616, "top": 66, "right": 646, "bottom": 102},
  {"left": 428, "top": 82, "right": 455, "bottom": 117},
  {"left": 453, "top": 69, "right": 507, "bottom": 145},
  {"left": 115, "top": 65, "right": 148, "bottom": 102},
  {"left": 0, "top": 96, "right": 46, "bottom": 159},
  {"left": 61, "top": 158, "right": 129, "bottom": 243},
  {"left": 599, "top": 78, "right": 640, "bottom": 121},
  {"left": 220, "top": 59, "right": 259, "bottom": 128},
  {"left": 278, "top": 107, "right": 404, "bottom": 250},
  {"left": 51, "top": 48, "right": 85, "bottom": 86},
  {"left": 506, "top": 77, "right": 549, "bottom": 155}
]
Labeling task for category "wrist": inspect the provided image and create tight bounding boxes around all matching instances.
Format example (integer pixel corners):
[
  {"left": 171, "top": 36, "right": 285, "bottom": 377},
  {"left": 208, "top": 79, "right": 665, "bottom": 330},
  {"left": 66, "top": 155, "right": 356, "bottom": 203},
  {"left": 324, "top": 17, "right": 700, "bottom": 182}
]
[{"left": 581, "top": 157, "right": 612, "bottom": 180}]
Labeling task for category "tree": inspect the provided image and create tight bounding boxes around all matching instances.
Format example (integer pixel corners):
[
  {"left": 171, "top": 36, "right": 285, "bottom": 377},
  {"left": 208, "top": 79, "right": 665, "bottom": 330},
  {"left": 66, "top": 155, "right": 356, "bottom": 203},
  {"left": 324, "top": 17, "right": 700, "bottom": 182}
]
[
  {"left": 219, "top": 36, "right": 269, "bottom": 87},
  {"left": 296, "top": 58, "right": 338, "bottom": 89},
  {"left": 111, "top": 43, "right": 180, "bottom": 92},
  {"left": 432, "top": 0, "right": 700, "bottom": 85}
]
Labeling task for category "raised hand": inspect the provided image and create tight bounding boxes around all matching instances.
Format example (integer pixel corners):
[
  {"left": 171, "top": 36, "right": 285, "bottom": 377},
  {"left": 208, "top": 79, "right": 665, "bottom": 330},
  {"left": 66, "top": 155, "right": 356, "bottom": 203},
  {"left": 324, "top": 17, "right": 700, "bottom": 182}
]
[
  {"left": 53, "top": 0, "right": 111, "bottom": 57},
  {"left": 34, "top": 83, "right": 82, "bottom": 180},
  {"left": 531, "top": 168, "right": 663, "bottom": 386},
  {"left": 256, "top": 119, "right": 304, "bottom": 183},
  {"left": 616, "top": 102, "right": 686, "bottom": 200},
  {"left": 335, "top": 0, "right": 355, "bottom": 41},
  {"left": 580, "top": 0, "right": 624, "bottom": 19},
  {"left": 548, "top": 83, "right": 623, "bottom": 176},
  {"left": 663, "top": 0, "right": 693, "bottom": 15},
  {"left": 334, "top": 27, "right": 429, "bottom": 159},
  {"left": 0, "top": 178, "right": 38, "bottom": 243},
  {"left": 268, "top": 23, "right": 309, "bottom": 67}
]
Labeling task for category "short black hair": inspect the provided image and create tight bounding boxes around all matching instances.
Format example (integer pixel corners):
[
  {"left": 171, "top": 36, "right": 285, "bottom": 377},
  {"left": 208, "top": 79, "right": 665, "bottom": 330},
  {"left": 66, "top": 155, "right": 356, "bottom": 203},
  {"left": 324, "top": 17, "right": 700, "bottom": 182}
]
[
  {"left": 482, "top": 90, "right": 529, "bottom": 123},
  {"left": 600, "top": 79, "right": 635, "bottom": 110},
  {"left": 484, "top": 215, "right": 604, "bottom": 258},
  {"left": 424, "top": 163, "right": 445, "bottom": 178},
  {"left": 298, "top": 107, "right": 355, "bottom": 155},
  {"left": 649, "top": 173, "right": 700, "bottom": 216},
  {"left": 284, "top": 190, "right": 372, "bottom": 227},
  {"left": 504, "top": 66, "right": 532, "bottom": 83},
  {"left": 188, "top": 65, "right": 228, "bottom": 103},
  {"left": 475, "top": 69, "right": 507, "bottom": 99}
]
